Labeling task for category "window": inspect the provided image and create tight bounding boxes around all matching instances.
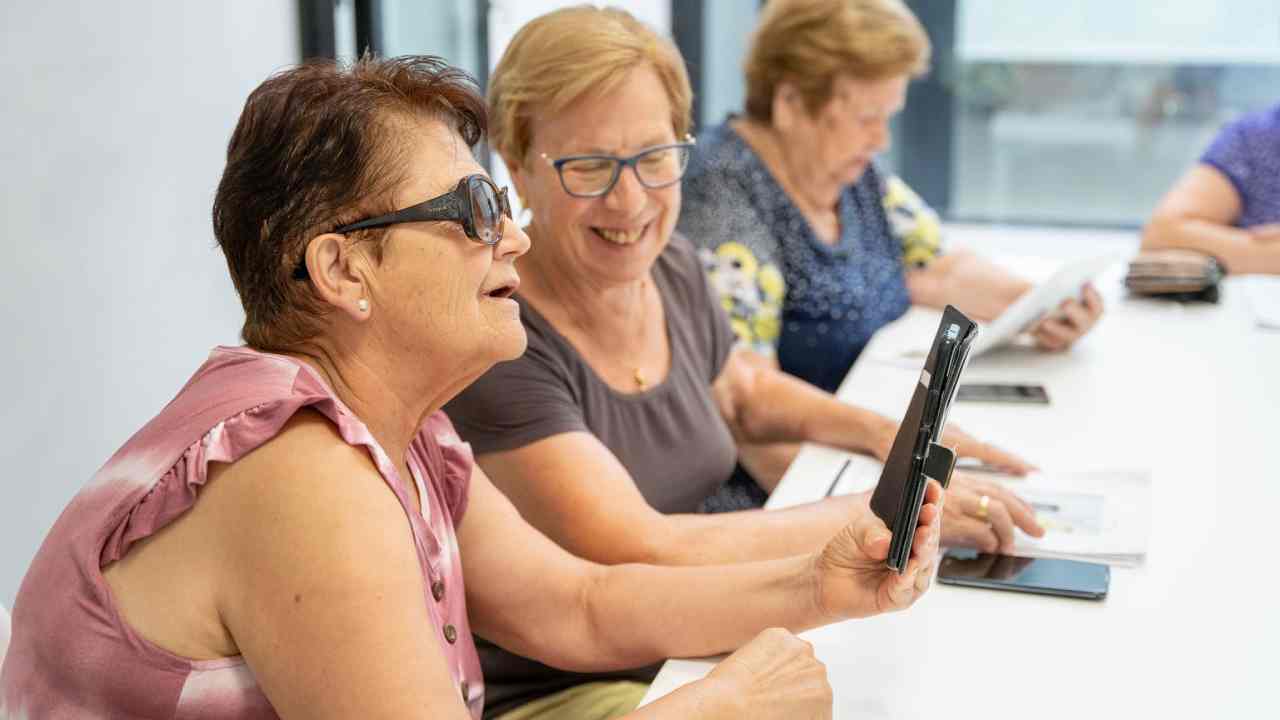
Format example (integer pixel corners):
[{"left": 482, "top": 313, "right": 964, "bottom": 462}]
[
  {"left": 378, "top": 0, "right": 483, "bottom": 78},
  {"left": 902, "top": 0, "right": 1280, "bottom": 226},
  {"left": 305, "top": 1, "right": 676, "bottom": 204}
]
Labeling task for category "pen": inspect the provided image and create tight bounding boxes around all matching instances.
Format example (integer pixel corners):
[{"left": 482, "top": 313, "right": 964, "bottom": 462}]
[
  {"left": 1030, "top": 502, "right": 1060, "bottom": 512},
  {"left": 825, "top": 459, "right": 852, "bottom": 498},
  {"left": 954, "top": 462, "right": 1014, "bottom": 476}
]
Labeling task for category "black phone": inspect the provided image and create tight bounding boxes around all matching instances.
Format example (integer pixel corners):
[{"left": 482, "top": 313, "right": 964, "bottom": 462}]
[
  {"left": 936, "top": 548, "right": 1109, "bottom": 600},
  {"left": 871, "top": 305, "right": 978, "bottom": 573},
  {"left": 956, "top": 383, "right": 1050, "bottom": 404}
]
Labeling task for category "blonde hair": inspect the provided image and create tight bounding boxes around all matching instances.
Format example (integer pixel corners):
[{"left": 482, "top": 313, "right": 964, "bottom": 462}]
[
  {"left": 745, "top": 0, "right": 931, "bottom": 123},
  {"left": 488, "top": 5, "right": 692, "bottom": 164}
]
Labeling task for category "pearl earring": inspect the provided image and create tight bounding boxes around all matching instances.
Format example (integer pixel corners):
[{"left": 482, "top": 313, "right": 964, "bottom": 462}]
[{"left": 357, "top": 298, "right": 369, "bottom": 313}]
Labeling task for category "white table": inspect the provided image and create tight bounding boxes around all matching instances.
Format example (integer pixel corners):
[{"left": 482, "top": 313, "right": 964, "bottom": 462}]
[{"left": 641, "top": 253, "right": 1280, "bottom": 719}]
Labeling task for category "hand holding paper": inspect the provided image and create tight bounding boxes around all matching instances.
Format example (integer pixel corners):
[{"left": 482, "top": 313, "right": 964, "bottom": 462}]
[
  {"left": 969, "top": 254, "right": 1119, "bottom": 356},
  {"left": 1028, "top": 283, "right": 1105, "bottom": 352}
]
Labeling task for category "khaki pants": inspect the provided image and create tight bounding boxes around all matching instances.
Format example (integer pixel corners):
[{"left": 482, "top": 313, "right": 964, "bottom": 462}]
[{"left": 493, "top": 681, "right": 649, "bottom": 720}]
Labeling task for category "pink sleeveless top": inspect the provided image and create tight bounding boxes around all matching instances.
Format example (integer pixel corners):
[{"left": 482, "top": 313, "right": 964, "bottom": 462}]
[{"left": 0, "top": 346, "right": 485, "bottom": 718}]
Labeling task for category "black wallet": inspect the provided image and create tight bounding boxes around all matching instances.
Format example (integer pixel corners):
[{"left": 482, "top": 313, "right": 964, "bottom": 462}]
[{"left": 870, "top": 305, "right": 978, "bottom": 573}]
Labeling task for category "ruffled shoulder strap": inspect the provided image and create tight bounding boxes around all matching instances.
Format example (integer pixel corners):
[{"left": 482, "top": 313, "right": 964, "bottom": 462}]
[{"left": 417, "top": 411, "right": 474, "bottom": 522}]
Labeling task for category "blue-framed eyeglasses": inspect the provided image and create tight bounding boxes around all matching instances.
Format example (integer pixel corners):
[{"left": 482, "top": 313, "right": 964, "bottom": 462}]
[{"left": 540, "top": 136, "right": 695, "bottom": 199}]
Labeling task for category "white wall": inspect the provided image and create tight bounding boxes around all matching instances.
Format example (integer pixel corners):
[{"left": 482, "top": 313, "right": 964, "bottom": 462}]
[{"left": 0, "top": 1, "right": 300, "bottom": 605}]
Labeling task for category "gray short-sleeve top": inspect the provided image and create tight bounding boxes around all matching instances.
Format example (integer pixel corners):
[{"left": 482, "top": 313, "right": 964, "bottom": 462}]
[{"left": 447, "top": 232, "right": 738, "bottom": 513}]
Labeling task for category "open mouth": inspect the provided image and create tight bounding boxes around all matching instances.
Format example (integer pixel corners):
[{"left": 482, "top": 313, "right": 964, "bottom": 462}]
[
  {"left": 483, "top": 280, "right": 518, "bottom": 299},
  {"left": 591, "top": 223, "right": 650, "bottom": 246}
]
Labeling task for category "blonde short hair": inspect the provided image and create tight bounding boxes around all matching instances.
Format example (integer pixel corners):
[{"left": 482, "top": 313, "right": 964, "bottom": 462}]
[
  {"left": 488, "top": 5, "right": 692, "bottom": 164},
  {"left": 745, "top": 0, "right": 931, "bottom": 123}
]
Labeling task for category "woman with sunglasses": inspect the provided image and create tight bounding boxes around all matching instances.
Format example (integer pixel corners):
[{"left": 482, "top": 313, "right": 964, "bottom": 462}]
[
  {"left": 444, "top": 7, "right": 1035, "bottom": 719},
  {"left": 0, "top": 55, "right": 944, "bottom": 720}
]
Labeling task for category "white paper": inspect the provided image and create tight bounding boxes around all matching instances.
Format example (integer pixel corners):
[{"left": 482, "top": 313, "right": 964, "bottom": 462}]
[
  {"left": 866, "top": 254, "right": 1123, "bottom": 363},
  {"left": 997, "top": 469, "right": 1151, "bottom": 567},
  {"left": 968, "top": 254, "right": 1122, "bottom": 356}
]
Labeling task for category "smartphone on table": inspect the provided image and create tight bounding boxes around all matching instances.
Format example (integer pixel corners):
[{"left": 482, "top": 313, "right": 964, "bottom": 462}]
[
  {"left": 955, "top": 383, "right": 1050, "bottom": 404},
  {"left": 936, "top": 548, "right": 1109, "bottom": 600}
]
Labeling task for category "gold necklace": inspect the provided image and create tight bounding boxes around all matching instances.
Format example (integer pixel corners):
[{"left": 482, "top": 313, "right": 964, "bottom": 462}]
[
  {"left": 546, "top": 272, "right": 655, "bottom": 392},
  {"left": 629, "top": 275, "right": 650, "bottom": 386},
  {"left": 631, "top": 279, "right": 653, "bottom": 390}
]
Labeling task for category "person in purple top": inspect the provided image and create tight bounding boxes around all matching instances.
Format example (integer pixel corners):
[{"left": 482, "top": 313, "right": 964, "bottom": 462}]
[
  {"left": 0, "top": 54, "right": 944, "bottom": 720},
  {"left": 1144, "top": 102, "right": 1280, "bottom": 274}
]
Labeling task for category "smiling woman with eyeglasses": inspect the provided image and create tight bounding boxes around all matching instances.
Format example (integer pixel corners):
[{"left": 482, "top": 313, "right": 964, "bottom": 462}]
[
  {"left": 0, "top": 54, "right": 943, "bottom": 720},
  {"left": 541, "top": 138, "right": 694, "bottom": 199}
]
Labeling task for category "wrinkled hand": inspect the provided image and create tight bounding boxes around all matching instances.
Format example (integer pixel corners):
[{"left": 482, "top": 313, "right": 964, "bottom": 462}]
[
  {"left": 942, "top": 425, "right": 1035, "bottom": 476},
  {"left": 1030, "top": 284, "right": 1104, "bottom": 352},
  {"left": 814, "top": 479, "right": 943, "bottom": 619},
  {"left": 706, "top": 628, "right": 832, "bottom": 720},
  {"left": 943, "top": 473, "right": 1044, "bottom": 553}
]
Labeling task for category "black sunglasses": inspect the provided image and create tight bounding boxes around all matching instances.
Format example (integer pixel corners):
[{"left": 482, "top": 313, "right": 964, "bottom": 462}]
[{"left": 293, "top": 174, "right": 512, "bottom": 280}]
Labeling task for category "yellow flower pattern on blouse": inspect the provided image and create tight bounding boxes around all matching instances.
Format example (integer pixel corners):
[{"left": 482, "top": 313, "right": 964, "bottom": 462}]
[
  {"left": 700, "top": 241, "right": 784, "bottom": 348},
  {"left": 883, "top": 175, "right": 942, "bottom": 268},
  {"left": 696, "top": 174, "right": 941, "bottom": 353}
]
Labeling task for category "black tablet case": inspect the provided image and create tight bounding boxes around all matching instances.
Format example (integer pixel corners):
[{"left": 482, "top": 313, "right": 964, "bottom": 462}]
[{"left": 870, "top": 305, "right": 978, "bottom": 573}]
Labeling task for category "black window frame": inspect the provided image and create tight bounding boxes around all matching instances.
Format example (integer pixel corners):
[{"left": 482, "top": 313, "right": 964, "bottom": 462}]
[{"left": 298, "top": 0, "right": 486, "bottom": 65}]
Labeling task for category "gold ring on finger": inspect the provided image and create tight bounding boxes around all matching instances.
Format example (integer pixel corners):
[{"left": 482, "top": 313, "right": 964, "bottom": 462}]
[{"left": 976, "top": 494, "right": 991, "bottom": 522}]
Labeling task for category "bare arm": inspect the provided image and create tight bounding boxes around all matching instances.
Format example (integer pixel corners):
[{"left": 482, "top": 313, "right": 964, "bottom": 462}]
[
  {"left": 459, "top": 463, "right": 941, "bottom": 675},
  {"left": 904, "top": 250, "right": 1031, "bottom": 322},
  {"left": 476, "top": 431, "right": 868, "bottom": 566},
  {"left": 461, "top": 466, "right": 820, "bottom": 670},
  {"left": 207, "top": 412, "right": 470, "bottom": 719},
  {"left": 719, "top": 350, "right": 804, "bottom": 493},
  {"left": 1142, "top": 164, "right": 1280, "bottom": 274},
  {"left": 711, "top": 348, "right": 897, "bottom": 454},
  {"left": 735, "top": 440, "right": 803, "bottom": 493},
  {"left": 711, "top": 349, "right": 1032, "bottom": 476}
]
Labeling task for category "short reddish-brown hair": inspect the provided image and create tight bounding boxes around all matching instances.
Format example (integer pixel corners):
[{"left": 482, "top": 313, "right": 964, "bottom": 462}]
[{"left": 212, "top": 55, "right": 486, "bottom": 351}]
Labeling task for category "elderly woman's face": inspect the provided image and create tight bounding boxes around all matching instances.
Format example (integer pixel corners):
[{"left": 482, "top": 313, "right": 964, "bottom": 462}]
[
  {"left": 515, "top": 64, "right": 680, "bottom": 286},
  {"left": 370, "top": 120, "right": 529, "bottom": 368},
  {"left": 794, "top": 74, "right": 908, "bottom": 188}
]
